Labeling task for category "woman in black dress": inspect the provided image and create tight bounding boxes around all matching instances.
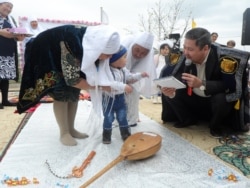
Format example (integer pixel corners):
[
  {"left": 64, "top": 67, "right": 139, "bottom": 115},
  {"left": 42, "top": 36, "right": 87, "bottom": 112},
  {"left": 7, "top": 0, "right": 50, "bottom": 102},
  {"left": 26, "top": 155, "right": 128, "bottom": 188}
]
[{"left": 17, "top": 24, "right": 120, "bottom": 146}]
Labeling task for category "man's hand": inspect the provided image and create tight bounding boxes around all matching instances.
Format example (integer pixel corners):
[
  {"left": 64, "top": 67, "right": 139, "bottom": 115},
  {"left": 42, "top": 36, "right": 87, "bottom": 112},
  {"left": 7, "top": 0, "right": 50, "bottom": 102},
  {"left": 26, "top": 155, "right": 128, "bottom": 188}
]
[
  {"left": 161, "top": 87, "right": 176, "bottom": 98},
  {"left": 182, "top": 73, "right": 202, "bottom": 88}
]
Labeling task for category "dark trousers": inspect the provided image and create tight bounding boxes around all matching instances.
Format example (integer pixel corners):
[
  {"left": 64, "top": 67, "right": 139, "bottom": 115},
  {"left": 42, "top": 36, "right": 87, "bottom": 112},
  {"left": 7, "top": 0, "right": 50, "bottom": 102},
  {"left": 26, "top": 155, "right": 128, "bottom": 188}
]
[
  {"left": 165, "top": 89, "right": 235, "bottom": 130},
  {"left": 161, "top": 94, "right": 177, "bottom": 122},
  {"left": 0, "top": 80, "right": 9, "bottom": 103}
]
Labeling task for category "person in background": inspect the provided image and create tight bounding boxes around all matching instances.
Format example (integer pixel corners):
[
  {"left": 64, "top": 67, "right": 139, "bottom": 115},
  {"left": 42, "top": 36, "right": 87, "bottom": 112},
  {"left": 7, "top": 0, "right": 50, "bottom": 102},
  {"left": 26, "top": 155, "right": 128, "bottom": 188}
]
[
  {"left": 21, "top": 16, "right": 44, "bottom": 72},
  {"left": 161, "top": 27, "right": 249, "bottom": 138},
  {"left": 102, "top": 45, "right": 149, "bottom": 144},
  {"left": 25, "top": 16, "right": 43, "bottom": 38},
  {"left": 226, "top": 40, "right": 236, "bottom": 48},
  {"left": 0, "top": 0, "right": 25, "bottom": 109},
  {"left": 152, "top": 40, "right": 172, "bottom": 104},
  {"left": 122, "top": 32, "right": 156, "bottom": 127},
  {"left": 17, "top": 24, "right": 121, "bottom": 146},
  {"left": 210, "top": 32, "right": 218, "bottom": 43}
]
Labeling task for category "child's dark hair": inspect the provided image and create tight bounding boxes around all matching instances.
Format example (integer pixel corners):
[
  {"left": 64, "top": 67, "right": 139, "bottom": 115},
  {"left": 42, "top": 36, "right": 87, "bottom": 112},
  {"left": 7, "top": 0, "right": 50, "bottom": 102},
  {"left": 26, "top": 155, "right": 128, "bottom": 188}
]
[{"left": 160, "top": 43, "right": 171, "bottom": 50}]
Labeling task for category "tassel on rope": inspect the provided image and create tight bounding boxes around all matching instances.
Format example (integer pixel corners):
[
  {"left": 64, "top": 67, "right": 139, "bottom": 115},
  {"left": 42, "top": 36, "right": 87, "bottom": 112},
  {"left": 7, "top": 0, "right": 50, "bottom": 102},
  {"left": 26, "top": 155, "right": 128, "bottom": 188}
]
[{"left": 234, "top": 99, "right": 240, "bottom": 110}]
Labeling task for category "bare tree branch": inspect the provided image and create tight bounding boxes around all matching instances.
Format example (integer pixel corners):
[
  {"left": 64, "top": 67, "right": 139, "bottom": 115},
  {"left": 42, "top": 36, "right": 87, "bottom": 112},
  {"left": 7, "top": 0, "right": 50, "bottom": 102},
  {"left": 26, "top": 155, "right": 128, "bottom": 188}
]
[{"left": 137, "top": 0, "right": 193, "bottom": 43}]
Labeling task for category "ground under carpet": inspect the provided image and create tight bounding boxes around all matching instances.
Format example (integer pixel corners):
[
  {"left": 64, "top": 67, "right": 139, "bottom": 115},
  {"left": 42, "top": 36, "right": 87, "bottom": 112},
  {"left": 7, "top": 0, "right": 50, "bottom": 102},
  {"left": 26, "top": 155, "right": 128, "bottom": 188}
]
[{"left": 0, "top": 101, "right": 249, "bottom": 188}]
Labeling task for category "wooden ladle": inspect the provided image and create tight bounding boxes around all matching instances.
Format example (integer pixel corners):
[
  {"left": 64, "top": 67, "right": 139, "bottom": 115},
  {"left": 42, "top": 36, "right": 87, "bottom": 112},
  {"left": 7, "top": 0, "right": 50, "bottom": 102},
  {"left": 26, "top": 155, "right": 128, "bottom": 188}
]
[{"left": 80, "top": 131, "right": 162, "bottom": 188}]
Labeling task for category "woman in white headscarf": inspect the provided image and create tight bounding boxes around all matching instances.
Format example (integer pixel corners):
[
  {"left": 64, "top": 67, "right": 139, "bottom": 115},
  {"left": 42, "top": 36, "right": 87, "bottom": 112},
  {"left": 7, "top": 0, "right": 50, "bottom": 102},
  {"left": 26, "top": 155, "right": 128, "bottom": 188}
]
[
  {"left": 26, "top": 16, "right": 43, "bottom": 37},
  {"left": 23, "top": 16, "right": 44, "bottom": 47},
  {"left": 122, "top": 32, "right": 156, "bottom": 126},
  {"left": 152, "top": 40, "right": 173, "bottom": 103},
  {"left": 21, "top": 17, "right": 45, "bottom": 73},
  {"left": 17, "top": 24, "right": 120, "bottom": 146},
  {"left": 0, "top": 0, "right": 25, "bottom": 109}
]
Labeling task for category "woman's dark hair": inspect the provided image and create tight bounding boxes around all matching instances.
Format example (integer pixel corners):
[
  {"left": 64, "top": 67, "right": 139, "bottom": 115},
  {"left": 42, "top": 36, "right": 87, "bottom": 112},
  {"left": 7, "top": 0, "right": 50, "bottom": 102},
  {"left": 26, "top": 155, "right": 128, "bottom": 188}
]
[
  {"left": 211, "top": 32, "right": 218, "bottom": 37},
  {"left": 185, "top": 27, "right": 211, "bottom": 49},
  {"left": 159, "top": 43, "right": 171, "bottom": 51}
]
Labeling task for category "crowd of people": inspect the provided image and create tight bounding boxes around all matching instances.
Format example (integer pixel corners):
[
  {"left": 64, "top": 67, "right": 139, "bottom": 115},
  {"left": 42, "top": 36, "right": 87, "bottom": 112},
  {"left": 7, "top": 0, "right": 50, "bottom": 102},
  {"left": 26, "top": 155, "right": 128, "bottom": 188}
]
[{"left": 1, "top": 0, "right": 249, "bottom": 146}]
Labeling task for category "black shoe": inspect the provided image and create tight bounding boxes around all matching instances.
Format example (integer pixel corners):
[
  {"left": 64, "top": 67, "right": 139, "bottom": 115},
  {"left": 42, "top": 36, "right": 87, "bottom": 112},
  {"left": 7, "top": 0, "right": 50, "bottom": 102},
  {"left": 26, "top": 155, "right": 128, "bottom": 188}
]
[
  {"left": 173, "top": 120, "right": 196, "bottom": 128},
  {"left": 0, "top": 103, "right": 3, "bottom": 109},
  {"left": 102, "top": 130, "right": 112, "bottom": 144},
  {"left": 2, "top": 101, "right": 17, "bottom": 106},
  {"left": 120, "top": 127, "right": 131, "bottom": 141},
  {"left": 210, "top": 129, "right": 223, "bottom": 138},
  {"left": 129, "top": 123, "right": 137, "bottom": 127},
  {"left": 240, "top": 124, "right": 249, "bottom": 132}
]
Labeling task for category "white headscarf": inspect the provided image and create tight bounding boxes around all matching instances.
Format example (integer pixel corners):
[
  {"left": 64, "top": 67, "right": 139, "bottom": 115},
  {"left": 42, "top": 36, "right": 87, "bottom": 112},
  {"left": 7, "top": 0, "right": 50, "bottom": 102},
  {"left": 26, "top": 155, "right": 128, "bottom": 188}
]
[
  {"left": 122, "top": 32, "right": 156, "bottom": 97},
  {"left": 135, "top": 32, "right": 154, "bottom": 50},
  {"left": 26, "top": 16, "right": 43, "bottom": 37},
  {"left": 159, "top": 39, "right": 174, "bottom": 49},
  {"left": 0, "top": 0, "right": 13, "bottom": 4},
  {"left": 81, "top": 25, "right": 120, "bottom": 85},
  {"left": 81, "top": 25, "right": 120, "bottom": 116},
  {"left": 28, "top": 16, "right": 37, "bottom": 22}
]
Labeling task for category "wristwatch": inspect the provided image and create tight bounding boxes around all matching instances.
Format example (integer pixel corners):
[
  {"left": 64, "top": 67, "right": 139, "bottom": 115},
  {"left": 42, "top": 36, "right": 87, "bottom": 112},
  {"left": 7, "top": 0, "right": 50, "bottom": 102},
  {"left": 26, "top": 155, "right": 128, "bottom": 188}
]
[{"left": 199, "top": 80, "right": 206, "bottom": 91}]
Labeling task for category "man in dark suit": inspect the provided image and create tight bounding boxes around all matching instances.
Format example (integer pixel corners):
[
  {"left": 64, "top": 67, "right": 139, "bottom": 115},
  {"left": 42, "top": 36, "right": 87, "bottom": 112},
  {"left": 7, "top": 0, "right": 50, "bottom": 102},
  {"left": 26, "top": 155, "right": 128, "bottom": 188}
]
[{"left": 160, "top": 27, "right": 249, "bottom": 138}]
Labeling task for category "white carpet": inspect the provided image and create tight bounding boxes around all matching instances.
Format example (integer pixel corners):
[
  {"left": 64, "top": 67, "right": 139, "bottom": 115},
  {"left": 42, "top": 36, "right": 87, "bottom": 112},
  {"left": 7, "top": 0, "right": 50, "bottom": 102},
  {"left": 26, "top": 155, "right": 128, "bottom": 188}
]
[{"left": 0, "top": 101, "right": 249, "bottom": 188}]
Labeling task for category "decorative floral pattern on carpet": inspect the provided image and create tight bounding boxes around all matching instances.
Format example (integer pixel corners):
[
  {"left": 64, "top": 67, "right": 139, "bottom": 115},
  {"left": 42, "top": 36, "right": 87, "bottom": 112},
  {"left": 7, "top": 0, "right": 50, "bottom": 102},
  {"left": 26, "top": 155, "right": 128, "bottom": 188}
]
[{"left": 213, "top": 134, "right": 250, "bottom": 176}]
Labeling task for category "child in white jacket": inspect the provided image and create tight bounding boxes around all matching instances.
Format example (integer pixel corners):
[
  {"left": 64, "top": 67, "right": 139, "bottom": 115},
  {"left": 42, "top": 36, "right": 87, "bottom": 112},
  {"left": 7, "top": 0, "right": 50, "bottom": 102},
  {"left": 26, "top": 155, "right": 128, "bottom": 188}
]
[{"left": 102, "top": 45, "right": 148, "bottom": 144}]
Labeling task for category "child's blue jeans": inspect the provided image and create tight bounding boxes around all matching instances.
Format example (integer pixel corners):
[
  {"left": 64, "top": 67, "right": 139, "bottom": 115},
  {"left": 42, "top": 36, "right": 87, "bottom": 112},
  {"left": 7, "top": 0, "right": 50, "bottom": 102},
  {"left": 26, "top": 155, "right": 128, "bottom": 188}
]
[{"left": 103, "top": 94, "right": 129, "bottom": 130}]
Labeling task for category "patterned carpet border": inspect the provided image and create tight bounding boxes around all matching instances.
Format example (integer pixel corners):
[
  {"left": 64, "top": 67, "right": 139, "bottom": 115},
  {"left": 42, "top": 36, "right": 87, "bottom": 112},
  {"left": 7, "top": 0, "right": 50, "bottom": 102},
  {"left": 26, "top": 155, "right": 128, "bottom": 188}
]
[{"left": 213, "top": 134, "right": 250, "bottom": 177}]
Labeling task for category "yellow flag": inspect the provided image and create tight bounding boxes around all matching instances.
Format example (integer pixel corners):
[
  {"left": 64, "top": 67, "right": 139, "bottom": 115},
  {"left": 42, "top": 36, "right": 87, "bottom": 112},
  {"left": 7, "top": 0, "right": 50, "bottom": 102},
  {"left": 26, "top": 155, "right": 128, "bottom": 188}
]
[{"left": 192, "top": 18, "right": 196, "bottom": 28}]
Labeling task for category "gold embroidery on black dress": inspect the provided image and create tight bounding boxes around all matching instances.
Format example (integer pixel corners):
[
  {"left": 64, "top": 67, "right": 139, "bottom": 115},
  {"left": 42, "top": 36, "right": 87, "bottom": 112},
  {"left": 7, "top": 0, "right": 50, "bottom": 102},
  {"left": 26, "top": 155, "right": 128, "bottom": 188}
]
[
  {"left": 60, "top": 41, "right": 81, "bottom": 86},
  {"left": 22, "top": 71, "right": 60, "bottom": 101}
]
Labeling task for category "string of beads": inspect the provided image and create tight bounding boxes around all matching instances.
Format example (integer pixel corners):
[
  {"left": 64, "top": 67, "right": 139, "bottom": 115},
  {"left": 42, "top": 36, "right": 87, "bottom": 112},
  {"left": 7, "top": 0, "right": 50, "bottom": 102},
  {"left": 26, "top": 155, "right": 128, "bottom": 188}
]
[{"left": 45, "top": 160, "right": 73, "bottom": 179}]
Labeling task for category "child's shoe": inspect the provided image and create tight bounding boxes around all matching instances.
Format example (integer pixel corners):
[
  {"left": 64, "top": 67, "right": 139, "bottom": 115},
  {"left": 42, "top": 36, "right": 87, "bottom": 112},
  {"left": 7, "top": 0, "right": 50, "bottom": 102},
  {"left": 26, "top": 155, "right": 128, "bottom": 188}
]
[
  {"left": 102, "top": 129, "right": 112, "bottom": 144},
  {"left": 120, "top": 127, "right": 131, "bottom": 141}
]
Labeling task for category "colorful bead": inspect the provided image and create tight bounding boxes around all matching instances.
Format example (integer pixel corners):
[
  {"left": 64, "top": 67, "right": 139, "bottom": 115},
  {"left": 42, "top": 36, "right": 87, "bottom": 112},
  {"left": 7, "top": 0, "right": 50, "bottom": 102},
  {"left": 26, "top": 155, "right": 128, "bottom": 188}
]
[
  {"left": 33, "top": 177, "right": 39, "bottom": 184},
  {"left": 208, "top": 168, "right": 240, "bottom": 182},
  {"left": 1, "top": 175, "right": 39, "bottom": 186},
  {"left": 208, "top": 168, "right": 213, "bottom": 176}
]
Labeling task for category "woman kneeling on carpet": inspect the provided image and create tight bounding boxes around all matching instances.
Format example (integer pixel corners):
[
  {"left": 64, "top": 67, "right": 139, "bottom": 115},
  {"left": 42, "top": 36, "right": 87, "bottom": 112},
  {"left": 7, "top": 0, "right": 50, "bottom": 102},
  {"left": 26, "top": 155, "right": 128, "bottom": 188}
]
[{"left": 17, "top": 25, "right": 121, "bottom": 146}]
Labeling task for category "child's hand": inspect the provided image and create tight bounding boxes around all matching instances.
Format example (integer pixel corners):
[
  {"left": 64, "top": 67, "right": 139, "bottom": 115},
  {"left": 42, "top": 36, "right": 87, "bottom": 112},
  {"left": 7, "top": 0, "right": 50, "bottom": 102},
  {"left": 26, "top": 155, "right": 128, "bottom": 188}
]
[
  {"left": 125, "top": 85, "right": 133, "bottom": 94},
  {"left": 141, "top": 72, "right": 149, "bottom": 78}
]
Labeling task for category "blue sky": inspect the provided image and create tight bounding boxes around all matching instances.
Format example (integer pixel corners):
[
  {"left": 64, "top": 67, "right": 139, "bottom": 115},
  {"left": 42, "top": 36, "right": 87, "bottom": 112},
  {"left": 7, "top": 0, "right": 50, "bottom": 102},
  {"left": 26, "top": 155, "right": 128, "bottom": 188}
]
[{"left": 11, "top": 0, "right": 250, "bottom": 51}]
